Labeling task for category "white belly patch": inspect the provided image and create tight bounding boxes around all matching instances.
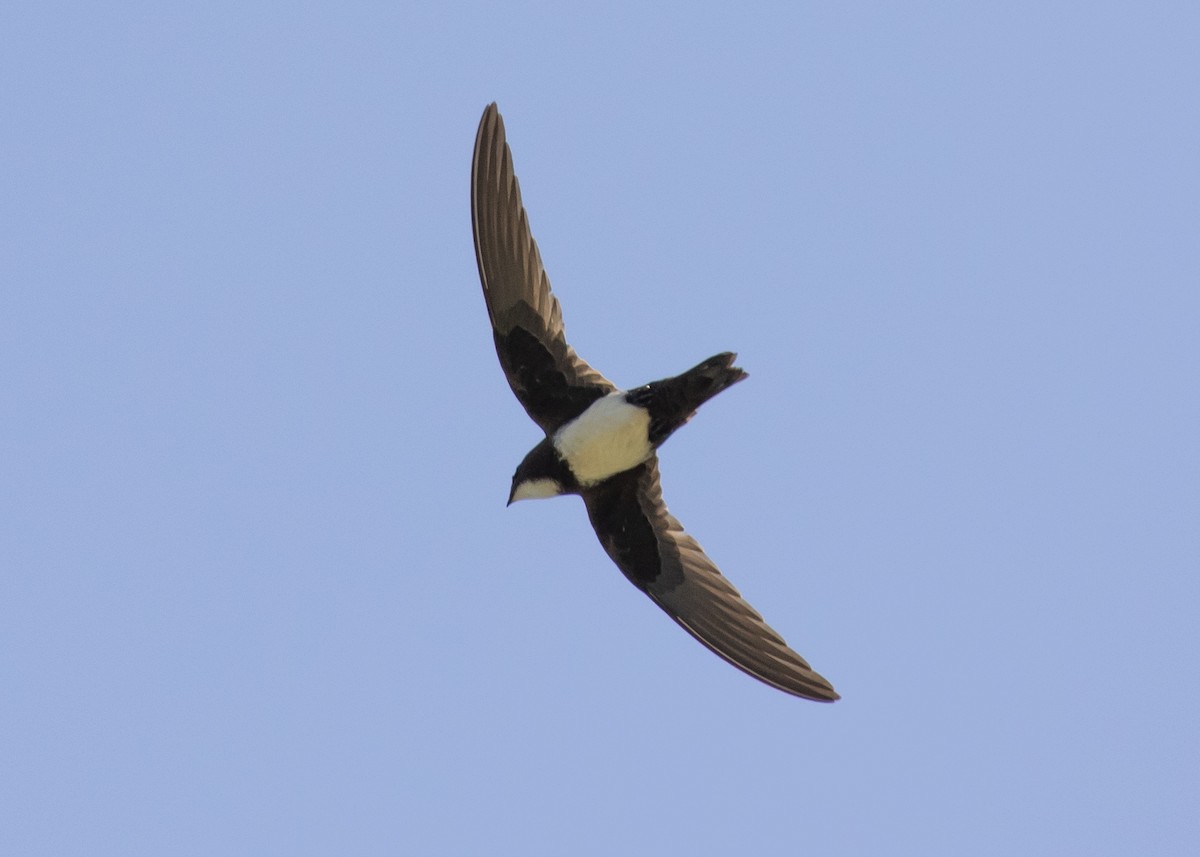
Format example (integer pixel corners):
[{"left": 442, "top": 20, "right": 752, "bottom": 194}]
[{"left": 553, "top": 392, "right": 652, "bottom": 486}]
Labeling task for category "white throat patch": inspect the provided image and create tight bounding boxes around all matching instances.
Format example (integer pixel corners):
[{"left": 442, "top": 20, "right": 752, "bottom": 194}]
[
  {"left": 553, "top": 391, "right": 653, "bottom": 486},
  {"left": 510, "top": 478, "right": 563, "bottom": 503}
]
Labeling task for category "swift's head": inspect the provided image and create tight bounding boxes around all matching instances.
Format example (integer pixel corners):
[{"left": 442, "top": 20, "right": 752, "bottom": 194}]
[{"left": 507, "top": 439, "right": 573, "bottom": 505}]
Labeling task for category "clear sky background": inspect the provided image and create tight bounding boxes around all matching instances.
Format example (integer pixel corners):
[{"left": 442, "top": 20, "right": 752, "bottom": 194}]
[{"left": 3, "top": 2, "right": 1198, "bottom": 854}]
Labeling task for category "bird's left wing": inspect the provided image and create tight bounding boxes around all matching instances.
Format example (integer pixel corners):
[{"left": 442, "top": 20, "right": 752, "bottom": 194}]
[
  {"left": 472, "top": 103, "right": 615, "bottom": 433},
  {"left": 582, "top": 458, "right": 839, "bottom": 701}
]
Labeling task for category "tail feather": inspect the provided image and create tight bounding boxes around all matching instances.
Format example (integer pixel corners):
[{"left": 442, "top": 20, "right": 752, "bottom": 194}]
[
  {"left": 630, "top": 352, "right": 748, "bottom": 446},
  {"left": 680, "top": 351, "right": 748, "bottom": 404}
]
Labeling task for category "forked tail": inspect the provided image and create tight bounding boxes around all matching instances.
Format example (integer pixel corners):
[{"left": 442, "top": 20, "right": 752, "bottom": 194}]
[{"left": 629, "top": 352, "right": 748, "bottom": 446}]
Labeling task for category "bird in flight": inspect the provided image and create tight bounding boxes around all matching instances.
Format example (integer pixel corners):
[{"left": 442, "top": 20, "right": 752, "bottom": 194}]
[{"left": 471, "top": 103, "right": 838, "bottom": 701}]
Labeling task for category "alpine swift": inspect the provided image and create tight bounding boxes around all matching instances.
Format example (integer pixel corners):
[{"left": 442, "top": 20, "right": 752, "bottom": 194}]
[{"left": 471, "top": 103, "right": 839, "bottom": 701}]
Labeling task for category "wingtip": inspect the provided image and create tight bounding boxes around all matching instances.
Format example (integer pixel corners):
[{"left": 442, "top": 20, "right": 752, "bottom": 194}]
[
  {"left": 816, "top": 681, "right": 841, "bottom": 702},
  {"left": 476, "top": 103, "right": 502, "bottom": 142},
  {"left": 781, "top": 675, "right": 840, "bottom": 702},
  {"left": 799, "top": 670, "right": 840, "bottom": 702}
]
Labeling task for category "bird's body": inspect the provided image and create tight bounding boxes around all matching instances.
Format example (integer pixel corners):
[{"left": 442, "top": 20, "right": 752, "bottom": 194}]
[
  {"left": 551, "top": 391, "right": 653, "bottom": 489},
  {"left": 510, "top": 353, "right": 747, "bottom": 501},
  {"left": 472, "top": 103, "right": 839, "bottom": 701}
]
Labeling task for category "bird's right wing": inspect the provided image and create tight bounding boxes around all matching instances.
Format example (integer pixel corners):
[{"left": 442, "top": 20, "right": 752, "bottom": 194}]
[
  {"left": 583, "top": 458, "right": 839, "bottom": 701},
  {"left": 472, "top": 103, "right": 615, "bottom": 434}
]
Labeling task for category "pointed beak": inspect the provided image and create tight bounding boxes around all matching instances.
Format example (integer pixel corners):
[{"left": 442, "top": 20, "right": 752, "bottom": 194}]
[{"left": 506, "top": 485, "right": 516, "bottom": 507}]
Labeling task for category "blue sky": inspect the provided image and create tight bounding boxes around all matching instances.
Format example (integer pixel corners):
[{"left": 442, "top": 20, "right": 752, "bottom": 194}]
[{"left": 3, "top": 2, "right": 1198, "bottom": 854}]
